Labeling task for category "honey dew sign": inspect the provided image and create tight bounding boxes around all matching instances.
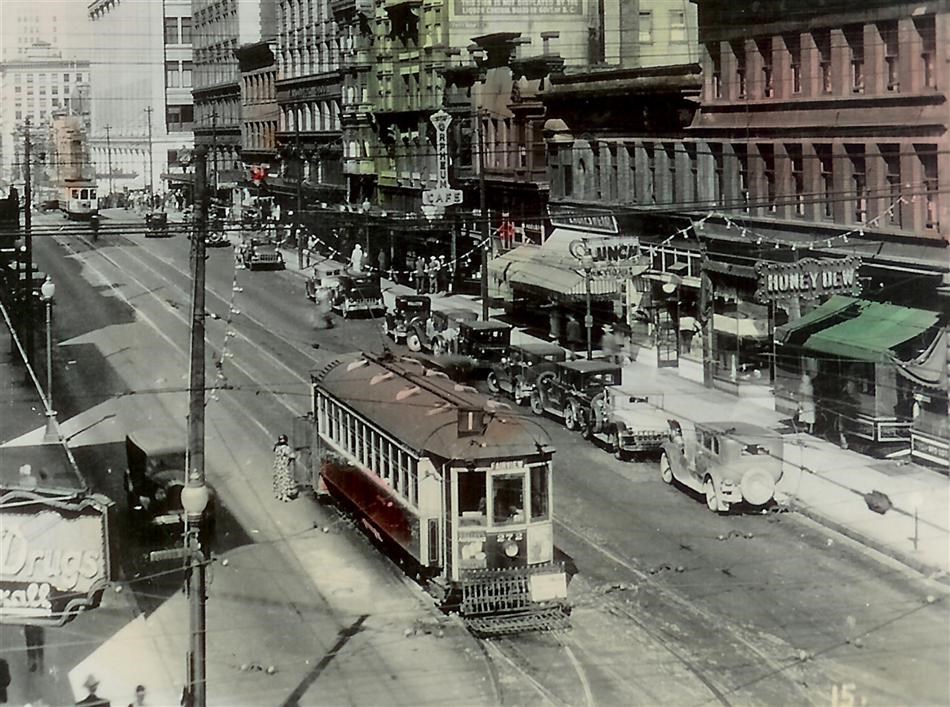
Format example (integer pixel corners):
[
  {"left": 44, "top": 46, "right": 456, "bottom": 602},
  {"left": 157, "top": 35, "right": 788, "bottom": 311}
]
[
  {"left": 1, "top": 496, "right": 111, "bottom": 626},
  {"left": 754, "top": 256, "right": 862, "bottom": 303}
]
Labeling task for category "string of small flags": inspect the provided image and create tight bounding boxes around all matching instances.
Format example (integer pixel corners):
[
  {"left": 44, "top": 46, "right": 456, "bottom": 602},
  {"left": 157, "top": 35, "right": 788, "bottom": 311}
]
[{"left": 208, "top": 266, "right": 243, "bottom": 404}]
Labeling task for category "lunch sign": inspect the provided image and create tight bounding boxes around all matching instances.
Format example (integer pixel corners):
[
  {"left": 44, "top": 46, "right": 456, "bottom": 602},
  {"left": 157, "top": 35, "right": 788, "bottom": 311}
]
[{"left": 1, "top": 491, "right": 113, "bottom": 626}]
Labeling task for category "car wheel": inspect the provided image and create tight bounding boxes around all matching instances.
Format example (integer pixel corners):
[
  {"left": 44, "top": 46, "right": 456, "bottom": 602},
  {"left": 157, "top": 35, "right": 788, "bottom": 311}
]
[
  {"left": 704, "top": 476, "right": 727, "bottom": 513},
  {"left": 406, "top": 332, "right": 422, "bottom": 352},
  {"left": 565, "top": 402, "right": 579, "bottom": 431},
  {"left": 659, "top": 453, "right": 673, "bottom": 483},
  {"left": 486, "top": 372, "right": 500, "bottom": 394},
  {"left": 433, "top": 337, "right": 447, "bottom": 355},
  {"left": 529, "top": 391, "right": 544, "bottom": 416}
]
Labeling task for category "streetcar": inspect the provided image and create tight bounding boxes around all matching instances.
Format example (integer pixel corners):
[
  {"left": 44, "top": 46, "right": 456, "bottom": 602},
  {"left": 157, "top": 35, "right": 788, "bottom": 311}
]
[
  {"left": 59, "top": 180, "right": 99, "bottom": 220},
  {"left": 309, "top": 351, "right": 570, "bottom": 635}
]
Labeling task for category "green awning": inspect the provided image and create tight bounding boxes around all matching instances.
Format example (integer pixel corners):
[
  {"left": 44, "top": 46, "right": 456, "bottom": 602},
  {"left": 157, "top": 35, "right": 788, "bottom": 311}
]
[
  {"left": 803, "top": 301, "right": 940, "bottom": 362},
  {"left": 774, "top": 295, "right": 858, "bottom": 344}
]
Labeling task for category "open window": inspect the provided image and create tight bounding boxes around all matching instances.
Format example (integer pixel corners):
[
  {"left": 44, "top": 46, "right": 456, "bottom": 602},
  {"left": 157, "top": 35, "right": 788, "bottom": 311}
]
[{"left": 492, "top": 473, "right": 525, "bottom": 525}]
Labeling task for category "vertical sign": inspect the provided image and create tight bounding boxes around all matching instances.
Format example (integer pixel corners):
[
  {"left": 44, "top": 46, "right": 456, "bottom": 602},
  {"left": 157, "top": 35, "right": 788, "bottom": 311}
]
[{"left": 422, "top": 110, "right": 463, "bottom": 210}]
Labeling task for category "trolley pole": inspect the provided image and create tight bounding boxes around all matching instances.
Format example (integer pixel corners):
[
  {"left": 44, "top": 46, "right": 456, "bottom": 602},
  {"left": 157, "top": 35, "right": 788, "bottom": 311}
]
[
  {"left": 184, "top": 146, "right": 210, "bottom": 707},
  {"left": 295, "top": 118, "right": 303, "bottom": 269},
  {"left": 476, "top": 109, "right": 488, "bottom": 321},
  {"left": 104, "top": 125, "right": 114, "bottom": 203},
  {"left": 23, "top": 118, "right": 34, "bottom": 366},
  {"left": 145, "top": 106, "right": 154, "bottom": 203}
]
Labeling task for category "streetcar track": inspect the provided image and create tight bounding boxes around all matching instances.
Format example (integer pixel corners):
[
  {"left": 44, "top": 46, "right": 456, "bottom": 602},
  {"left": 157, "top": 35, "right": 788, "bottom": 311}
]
[{"left": 554, "top": 518, "right": 813, "bottom": 704}]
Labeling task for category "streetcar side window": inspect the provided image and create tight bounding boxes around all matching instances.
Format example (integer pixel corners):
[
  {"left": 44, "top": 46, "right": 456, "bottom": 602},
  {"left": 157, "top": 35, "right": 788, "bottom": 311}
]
[
  {"left": 381, "top": 439, "right": 391, "bottom": 483},
  {"left": 71, "top": 189, "right": 79, "bottom": 199},
  {"left": 80, "top": 189, "right": 89, "bottom": 199},
  {"left": 492, "top": 474, "right": 525, "bottom": 525},
  {"left": 408, "top": 459, "right": 418, "bottom": 505},
  {"left": 395, "top": 450, "right": 405, "bottom": 493},
  {"left": 458, "top": 470, "right": 487, "bottom": 522},
  {"left": 530, "top": 464, "right": 549, "bottom": 520}
]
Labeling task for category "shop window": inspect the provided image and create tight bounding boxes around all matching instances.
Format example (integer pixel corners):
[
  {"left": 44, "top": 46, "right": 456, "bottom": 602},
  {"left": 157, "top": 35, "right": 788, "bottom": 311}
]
[
  {"left": 915, "top": 16, "right": 936, "bottom": 89},
  {"left": 815, "top": 29, "right": 832, "bottom": 94},
  {"left": 786, "top": 34, "right": 802, "bottom": 94},
  {"left": 731, "top": 40, "right": 747, "bottom": 98},
  {"left": 880, "top": 144, "right": 902, "bottom": 227},
  {"left": 880, "top": 21, "right": 899, "bottom": 91},
  {"left": 757, "top": 38, "right": 773, "bottom": 97},
  {"left": 844, "top": 25, "right": 865, "bottom": 93}
]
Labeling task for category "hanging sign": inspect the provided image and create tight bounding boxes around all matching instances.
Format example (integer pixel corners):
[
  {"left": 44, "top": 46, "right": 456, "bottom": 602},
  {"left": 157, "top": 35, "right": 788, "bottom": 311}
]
[
  {"left": 755, "top": 256, "right": 862, "bottom": 303},
  {"left": 421, "top": 110, "right": 462, "bottom": 215}
]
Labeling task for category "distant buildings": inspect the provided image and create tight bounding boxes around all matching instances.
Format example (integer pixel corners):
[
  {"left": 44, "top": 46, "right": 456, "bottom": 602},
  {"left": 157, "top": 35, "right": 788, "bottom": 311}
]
[{"left": 86, "top": 0, "right": 194, "bottom": 198}]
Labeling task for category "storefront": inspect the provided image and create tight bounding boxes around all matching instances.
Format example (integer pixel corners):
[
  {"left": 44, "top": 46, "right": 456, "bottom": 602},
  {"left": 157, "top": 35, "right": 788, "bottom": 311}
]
[
  {"left": 775, "top": 295, "right": 942, "bottom": 450},
  {"left": 892, "top": 330, "right": 948, "bottom": 470}
]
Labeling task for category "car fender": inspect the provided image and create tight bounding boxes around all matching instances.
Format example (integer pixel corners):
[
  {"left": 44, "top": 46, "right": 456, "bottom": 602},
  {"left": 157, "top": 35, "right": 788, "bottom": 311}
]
[{"left": 660, "top": 440, "right": 692, "bottom": 486}]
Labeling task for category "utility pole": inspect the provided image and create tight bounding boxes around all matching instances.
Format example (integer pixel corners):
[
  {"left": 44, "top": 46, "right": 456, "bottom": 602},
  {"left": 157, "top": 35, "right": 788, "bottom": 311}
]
[
  {"left": 104, "top": 125, "right": 114, "bottom": 204},
  {"left": 211, "top": 111, "right": 218, "bottom": 195},
  {"left": 476, "top": 108, "right": 488, "bottom": 321},
  {"left": 184, "top": 146, "right": 210, "bottom": 707},
  {"left": 145, "top": 106, "right": 154, "bottom": 202},
  {"left": 23, "top": 118, "right": 34, "bottom": 365},
  {"left": 294, "top": 117, "right": 303, "bottom": 269}
]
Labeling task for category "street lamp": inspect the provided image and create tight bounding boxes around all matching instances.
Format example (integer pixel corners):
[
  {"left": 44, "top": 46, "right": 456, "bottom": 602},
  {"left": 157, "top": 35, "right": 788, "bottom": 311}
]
[
  {"left": 40, "top": 276, "right": 57, "bottom": 443},
  {"left": 581, "top": 252, "right": 594, "bottom": 360}
]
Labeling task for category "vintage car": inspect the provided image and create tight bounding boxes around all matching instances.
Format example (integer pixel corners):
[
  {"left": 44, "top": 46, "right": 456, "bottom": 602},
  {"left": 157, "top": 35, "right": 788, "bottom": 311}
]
[
  {"left": 329, "top": 273, "right": 385, "bottom": 318},
  {"left": 486, "top": 342, "right": 567, "bottom": 405},
  {"left": 240, "top": 237, "right": 285, "bottom": 270},
  {"left": 659, "top": 421, "right": 784, "bottom": 513},
  {"left": 144, "top": 210, "right": 169, "bottom": 237},
  {"left": 205, "top": 225, "right": 230, "bottom": 247},
  {"left": 383, "top": 295, "right": 431, "bottom": 346},
  {"left": 406, "top": 308, "right": 477, "bottom": 353},
  {"left": 124, "top": 430, "right": 216, "bottom": 544},
  {"left": 529, "top": 360, "right": 622, "bottom": 430},
  {"left": 586, "top": 389, "right": 671, "bottom": 459}
]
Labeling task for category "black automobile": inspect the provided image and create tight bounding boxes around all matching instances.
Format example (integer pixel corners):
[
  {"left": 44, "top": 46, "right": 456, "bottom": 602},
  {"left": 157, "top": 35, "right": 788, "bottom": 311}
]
[
  {"left": 331, "top": 273, "right": 384, "bottom": 318},
  {"left": 125, "top": 430, "right": 215, "bottom": 545},
  {"left": 144, "top": 211, "right": 169, "bottom": 237},
  {"left": 383, "top": 295, "right": 431, "bottom": 346},
  {"left": 487, "top": 342, "right": 567, "bottom": 405}
]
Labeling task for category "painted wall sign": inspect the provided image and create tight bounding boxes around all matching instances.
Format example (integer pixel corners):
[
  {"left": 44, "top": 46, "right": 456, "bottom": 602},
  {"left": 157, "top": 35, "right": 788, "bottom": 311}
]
[
  {"left": 548, "top": 205, "right": 617, "bottom": 234},
  {"left": 454, "top": 0, "right": 583, "bottom": 15},
  {"left": 754, "top": 257, "right": 862, "bottom": 303},
  {"left": 0, "top": 496, "right": 111, "bottom": 626}
]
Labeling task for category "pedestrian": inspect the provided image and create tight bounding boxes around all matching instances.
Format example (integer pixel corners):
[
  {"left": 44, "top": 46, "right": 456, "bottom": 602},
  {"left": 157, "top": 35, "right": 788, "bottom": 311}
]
[
  {"left": 76, "top": 674, "right": 110, "bottom": 706},
  {"left": 437, "top": 255, "right": 448, "bottom": 293},
  {"left": 314, "top": 286, "right": 334, "bottom": 330},
  {"left": 601, "top": 324, "right": 620, "bottom": 363},
  {"left": 306, "top": 233, "right": 319, "bottom": 268},
  {"left": 797, "top": 371, "right": 816, "bottom": 434},
  {"left": 377, "top": 248, "right": 389, "bottom": 279},
  {"left": 350, "top": 244, "right": 365, "bottom": 273},
  {"left": 427, "top": 256, "right": 439, "bottom": 294},
  {"left": 127, "top": 684, "right": 147, "bottom": 707},
  {"left": 566, "top": 315, "right": 583, "bottom": 354},
  {"left": 272, "top": 434, "right": 297, "bottom": 502},
  {"left": 0, "top": 658, "right": 9, "bottom": 705},
  {"left": 414, "top": 257, "right": 425, "bottom": 294}
]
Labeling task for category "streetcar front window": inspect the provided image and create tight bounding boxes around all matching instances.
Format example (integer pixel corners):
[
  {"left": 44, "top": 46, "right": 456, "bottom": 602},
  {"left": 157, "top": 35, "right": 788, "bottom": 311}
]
[
  {"left": 530, "top": 464, "right": 549, "bottom": 520},
  {"left": 492, "top": 474, "right": 525, "bottom": 525},
  {"left": 80, "top": 189, "right": 89, "bottom": 199},
  {"left": 458, "top": 470, "right": 486, "bottom": 525}
]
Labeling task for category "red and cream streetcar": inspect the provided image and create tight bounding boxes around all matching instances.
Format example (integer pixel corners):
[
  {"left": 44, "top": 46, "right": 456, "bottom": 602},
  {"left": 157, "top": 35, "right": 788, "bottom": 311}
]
[{"left": 310, "top": 351, "right": 569, "bottom": 634}]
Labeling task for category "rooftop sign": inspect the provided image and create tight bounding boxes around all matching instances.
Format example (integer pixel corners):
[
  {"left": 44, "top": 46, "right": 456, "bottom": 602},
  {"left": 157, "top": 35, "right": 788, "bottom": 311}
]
[{"left": 548, "top": 205, "right": 618, "bottom": 235}]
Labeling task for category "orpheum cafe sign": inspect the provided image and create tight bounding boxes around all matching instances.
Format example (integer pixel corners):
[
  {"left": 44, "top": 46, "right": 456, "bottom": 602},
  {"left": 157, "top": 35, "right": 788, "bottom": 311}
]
[
  {"left": 1, "top": 492, "right": 113, "bottom": 626},
  {"left": 754, "top": 256, "right": 862, "bottom": 303}
]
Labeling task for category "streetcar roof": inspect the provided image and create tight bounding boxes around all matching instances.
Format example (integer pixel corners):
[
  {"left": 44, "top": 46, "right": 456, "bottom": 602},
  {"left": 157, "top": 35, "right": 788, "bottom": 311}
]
[{"left": 313, "top": 352, "right": 552, "bottom": 461}]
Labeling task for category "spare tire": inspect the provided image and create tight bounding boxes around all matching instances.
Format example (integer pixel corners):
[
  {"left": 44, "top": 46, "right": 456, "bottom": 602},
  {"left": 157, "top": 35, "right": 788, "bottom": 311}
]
[{"left": 740, "top": 469, "right": 775, "bottom": 506}]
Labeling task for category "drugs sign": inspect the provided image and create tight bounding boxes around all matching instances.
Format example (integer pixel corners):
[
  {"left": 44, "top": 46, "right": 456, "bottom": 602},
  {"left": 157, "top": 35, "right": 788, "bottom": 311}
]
[{"left": 1, "top": 495, "right": 112, "bottom": 626}]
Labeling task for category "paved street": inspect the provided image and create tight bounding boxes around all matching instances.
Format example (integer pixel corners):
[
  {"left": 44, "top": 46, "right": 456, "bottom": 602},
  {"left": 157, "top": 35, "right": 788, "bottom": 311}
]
[{"left": 3, "top": 211, "right": 947, "bottom": 706}]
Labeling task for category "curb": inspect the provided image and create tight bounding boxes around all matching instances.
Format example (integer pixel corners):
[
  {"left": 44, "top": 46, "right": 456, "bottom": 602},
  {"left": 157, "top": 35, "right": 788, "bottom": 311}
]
[{"left": 789, "top": 499, "right": 950, "bottom": 586}]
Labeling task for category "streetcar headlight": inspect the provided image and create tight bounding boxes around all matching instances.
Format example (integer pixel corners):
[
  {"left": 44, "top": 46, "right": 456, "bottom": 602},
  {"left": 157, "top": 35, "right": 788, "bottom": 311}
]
[{"left": 503, "top": 540, "right": 519, "bottom": 558}]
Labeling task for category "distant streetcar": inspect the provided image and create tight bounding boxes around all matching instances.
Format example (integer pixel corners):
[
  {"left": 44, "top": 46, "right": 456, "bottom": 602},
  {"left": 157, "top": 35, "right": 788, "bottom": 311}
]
[
  {"left": 310, "top": 351, "right": 570, "bottom": 635},
  {"left": 59, "top": 180, "right": 98, "bottom": 220}
]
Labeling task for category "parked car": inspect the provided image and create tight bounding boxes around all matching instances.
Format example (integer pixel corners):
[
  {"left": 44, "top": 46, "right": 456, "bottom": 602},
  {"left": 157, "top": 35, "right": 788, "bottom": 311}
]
[
  {"left": 144, "top": 210, "right": 169, "bottom": 237},
  {"left": 406, "top": 308, "right": 477, "bottom": 353},
  {"left": 529, "top": 360, "right": 622, "bottom": 431},
  {"left": 586, "top": 389, "right": 671, "bottom": 459},
  {"left": 383, "top": 295, "right": 431, "bottom": 346},
  {"left": 486, "top": 342, "right": 567, "bottom": 405},
  {"left": 330, "top": 273, "right": 384, "bottom": 318},
  {"left": 305, "top": 262, "right": 346, "bottom": 301},
  {"left": 124, "top": 429, "right": 216, "bottom": 545},
  {"left": 240, "top": 238, "right": 285, "bottom": 270},
  {"left": 205, "top": 226, "right": 230, "bottom": 247},
  {"left": 659, "top": 420, "right": 784, "bottom": 513}
]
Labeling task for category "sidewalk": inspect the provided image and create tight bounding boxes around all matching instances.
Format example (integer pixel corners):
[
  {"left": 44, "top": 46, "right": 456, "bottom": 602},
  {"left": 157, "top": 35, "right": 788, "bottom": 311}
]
[{"left": 279, "top": 247, "right": 949, "bottom": 581}]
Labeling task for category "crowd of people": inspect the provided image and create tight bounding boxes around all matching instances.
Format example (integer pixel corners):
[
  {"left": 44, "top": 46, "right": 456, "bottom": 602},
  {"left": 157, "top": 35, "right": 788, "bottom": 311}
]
[{"left": 412, "top": 255, "right": 452, "bottom": 295}]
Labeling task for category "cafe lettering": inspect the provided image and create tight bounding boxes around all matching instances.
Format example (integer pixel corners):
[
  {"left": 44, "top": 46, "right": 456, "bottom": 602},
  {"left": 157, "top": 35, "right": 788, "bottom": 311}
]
[{"left": 755, "top": 257, "right": 862, "bottom": 303}]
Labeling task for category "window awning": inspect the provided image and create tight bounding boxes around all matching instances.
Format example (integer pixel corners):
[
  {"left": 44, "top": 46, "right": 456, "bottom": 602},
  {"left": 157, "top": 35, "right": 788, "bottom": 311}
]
[
  {"left": 774, "top": 295, "right": 858, "bottom": 344},
  {"left": 491, "top": 245, "right": 647, "bottom": 301},
  {"left": 894, "top": 331, "right": 947, "bottom": 390},
  {"left": 783, "top": 298, "right": 940, "bottom": 362}
]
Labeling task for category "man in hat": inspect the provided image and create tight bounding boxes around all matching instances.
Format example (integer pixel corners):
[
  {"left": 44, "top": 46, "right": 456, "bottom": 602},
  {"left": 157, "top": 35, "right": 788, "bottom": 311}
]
[{"left": 76, "top": 674, "right": 110, "bottom": 706}]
